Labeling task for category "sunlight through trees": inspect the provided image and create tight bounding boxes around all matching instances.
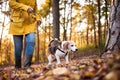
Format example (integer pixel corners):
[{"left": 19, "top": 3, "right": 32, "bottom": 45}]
[{"left": 0, "top": 0, "right": 111, "bottom": 65}]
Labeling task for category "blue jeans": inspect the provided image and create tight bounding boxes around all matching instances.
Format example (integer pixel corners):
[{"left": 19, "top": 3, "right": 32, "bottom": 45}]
[{"left": 13, "top": 33, "right": 35, "bottom": 60}]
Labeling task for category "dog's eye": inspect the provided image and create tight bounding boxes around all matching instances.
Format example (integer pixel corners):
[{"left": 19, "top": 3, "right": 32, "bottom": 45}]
[{"left": 71, "top": 45, "right": 74, "bottom": 47}]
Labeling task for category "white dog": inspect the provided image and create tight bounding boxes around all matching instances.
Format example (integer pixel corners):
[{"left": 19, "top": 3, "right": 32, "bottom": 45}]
[{"left": 46, "top": 39, "right": 78, "bottom": 66}]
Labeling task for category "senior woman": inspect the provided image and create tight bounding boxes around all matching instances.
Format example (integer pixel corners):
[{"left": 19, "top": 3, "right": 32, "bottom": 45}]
[{"left": 9, "top": 0, "right": 41, "bottom": 70}]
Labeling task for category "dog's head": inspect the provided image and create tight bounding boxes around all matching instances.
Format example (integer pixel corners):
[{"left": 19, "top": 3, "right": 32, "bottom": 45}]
[{"left": 62, "top": 41, "right": 78, "bottom": 53}]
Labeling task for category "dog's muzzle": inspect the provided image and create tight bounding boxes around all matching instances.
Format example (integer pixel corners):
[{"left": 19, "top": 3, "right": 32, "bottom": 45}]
[{"left": 71, "top": 49, "right": 78, "bottom": 53}]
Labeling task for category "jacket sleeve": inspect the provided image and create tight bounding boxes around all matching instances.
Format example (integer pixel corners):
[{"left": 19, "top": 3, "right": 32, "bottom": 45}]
[{"left": 9, "top": 0, "right": 29, "bottom": 11}]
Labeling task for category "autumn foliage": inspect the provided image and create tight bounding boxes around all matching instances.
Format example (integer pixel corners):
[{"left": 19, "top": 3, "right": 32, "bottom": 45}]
[{"left": 0, "top": 53, "right": 120, "bottom": 80}]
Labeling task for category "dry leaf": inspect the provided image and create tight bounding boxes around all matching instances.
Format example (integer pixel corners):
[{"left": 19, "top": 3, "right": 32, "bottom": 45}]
[{"left": 52, "top": 67, "right": 70, "bottom": 75}]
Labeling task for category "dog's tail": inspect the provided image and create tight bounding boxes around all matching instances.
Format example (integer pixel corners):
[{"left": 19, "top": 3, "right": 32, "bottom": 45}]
[
  {"left": 48, "top": 40, "right": 55, "bottom": 47},
  {"left": 48, "top": 38, "right": 61, "bottom": 47}
]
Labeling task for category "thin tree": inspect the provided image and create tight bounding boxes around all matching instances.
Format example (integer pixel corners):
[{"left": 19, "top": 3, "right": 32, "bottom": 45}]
[
  {"left": 86, "top": 12, "right": 90, "bottom": 45},
  {"left": 0, "top": 0, "right": 8, "bottom": 65},
  {"left": 52, "top": 0, "right": 60, "bottom": 40},
  {"left": 63, "top": 0, "right": 67, "bottom": 41},
  {"left": 104, "top": 0, "right": 109, "bottom": 39},
  {"left": 69, "top": 0, "right": 73, "bottom": 40},
  {"left": 91, "top": 0, "right": 97, "bottom": 48},
  {"left": 97, "top": 0, "right": 102, "bottom": 54},
  {"left": 35, "top": 24, "right": 40, "bottom": 63}
]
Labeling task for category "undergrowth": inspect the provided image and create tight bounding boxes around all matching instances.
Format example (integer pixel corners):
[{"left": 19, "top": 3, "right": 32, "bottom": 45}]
[{"left": 77, "top": 40, "right": 106, "bottom": 56}]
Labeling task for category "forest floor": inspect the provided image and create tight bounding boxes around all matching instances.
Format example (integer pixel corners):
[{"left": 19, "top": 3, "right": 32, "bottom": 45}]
[{"left": 0, "top": 52, "right": 120, "bottom": 80}]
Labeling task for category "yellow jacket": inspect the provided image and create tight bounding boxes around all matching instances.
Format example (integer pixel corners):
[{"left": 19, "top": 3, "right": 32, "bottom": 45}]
[{"left": 9, "top": 0, "right": 39, "bottom": 35}]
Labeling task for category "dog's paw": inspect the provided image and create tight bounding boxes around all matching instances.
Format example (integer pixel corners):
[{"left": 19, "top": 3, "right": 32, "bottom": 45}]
[
  {"left": 65, "top": 64, "right": 70, "bottom": 68},
  {"left": 46, "top": 64, "right": 52, "bottom": 69}
]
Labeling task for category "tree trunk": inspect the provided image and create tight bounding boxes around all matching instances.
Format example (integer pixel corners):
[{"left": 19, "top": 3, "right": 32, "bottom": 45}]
[
  {"left": 49, "top": 4, "right": 51, "bottom": 41},
  {"left": 35, "top": 24, "right": 40, "bottom": 64},
  {"left": 86, "top": 27, "right": 89, "bottom": 45},
  {"left": 92, "top": 0, "right": 97, "bottom": 48},
  {"left": 86, "top": 13, "right": 90, "bottom": 45},
  {"left": 0, "top": 2, "right": 7, "bottom": 64},
  {"left": 22, "top": 35, "right": 25, "bottom": 67},
  {"left": 97, "top": 0, "right": 102, "bottom": 54},
  {"left": 93, "top": 13, "right": 97, "bottom": 48},
  {"left": 43, "top": 18, "right": 47, "bottom": 62},
  {"left": 63, "top": 0, "right": 67, "bottom": 41},
  {"left": 69, "top": 0, "right": 73, "bottom": 40},
  {"left": 104, "top": 0, "right": 109, "bottom": 39},
  {"left": 0, "top": 2, "right": 5, "bottom": 57},
  {"left": 63, "top": 28, "right": 67, "bottom": 40},
  {"left": 52, "top": 0, "right": 60, "bottom": 40},
  {"left": 103, "top": 0, "right": 120, "bottom": 54}
]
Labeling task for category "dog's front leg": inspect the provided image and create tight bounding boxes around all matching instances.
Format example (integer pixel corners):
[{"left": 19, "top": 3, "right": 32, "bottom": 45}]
[
  {"left": 65, "top": 54, "right": 69, "bottom": 64},
  {"left": 55, "top": 54, "right": 61, "bottom": 65}
]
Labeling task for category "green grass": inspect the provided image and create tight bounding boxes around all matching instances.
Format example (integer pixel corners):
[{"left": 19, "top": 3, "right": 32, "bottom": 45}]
[
  {"left": 77, "top": 40, "right": 106, "bottom": 56},
  {"left": 77, "top": 44, "right": 98, "bottom": 55}
]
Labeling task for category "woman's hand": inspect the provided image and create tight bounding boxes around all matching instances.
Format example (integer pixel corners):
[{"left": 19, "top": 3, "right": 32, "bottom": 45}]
[
  {"left": 27, "top": 7, "right": 34, "bottom": 13},
  {"left": 37, "top": 20, "right": 41, "bottom": 26}
]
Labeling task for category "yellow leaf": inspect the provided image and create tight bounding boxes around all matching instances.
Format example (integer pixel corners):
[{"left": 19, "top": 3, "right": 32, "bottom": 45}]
[
  {"left": 79, "top": 65, "right": 86, "bottom": 69},
  {"left": 71, "top": 74, "right": 80, "bottom": 80},
  {"left": 84, "top": 72, "right": 95, "bottom": 77},
  {"left": 3, "top": 73, "right": 7, "bottom": 79},
  {"left": 46, "top": 70, "right": 53, "bottom": 76}
]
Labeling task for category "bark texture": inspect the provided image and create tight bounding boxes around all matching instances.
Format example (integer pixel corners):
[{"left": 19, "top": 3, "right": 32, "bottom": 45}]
[
  {"left": 104, "top": 0, "right": 120, "bottom": 54},
  {"left": 52, "top": 0, "right": 60, "bottom": 40}
]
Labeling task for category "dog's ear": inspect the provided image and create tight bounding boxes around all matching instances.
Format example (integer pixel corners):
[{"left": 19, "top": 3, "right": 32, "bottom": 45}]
[{"left": 63, "top": 42, "right": 69, "bottom": 50}]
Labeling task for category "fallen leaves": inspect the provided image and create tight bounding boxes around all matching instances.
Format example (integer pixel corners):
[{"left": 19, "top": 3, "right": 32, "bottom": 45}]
[
  {"left": 52, "top": 67, "right": 70, "bottom": 75},
  {"left": 0, "top": 53, "right": 120, "bottom": 80}
]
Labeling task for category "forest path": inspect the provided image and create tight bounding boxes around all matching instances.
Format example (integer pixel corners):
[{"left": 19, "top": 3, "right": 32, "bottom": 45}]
[{"left": 0, "top": 53, "right": 119, "bottom": 80}]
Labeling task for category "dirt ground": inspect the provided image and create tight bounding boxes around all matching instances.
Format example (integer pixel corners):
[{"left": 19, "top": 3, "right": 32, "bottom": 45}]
[{"left": 0, "top": 53, "right": 120, "bottom": 80}]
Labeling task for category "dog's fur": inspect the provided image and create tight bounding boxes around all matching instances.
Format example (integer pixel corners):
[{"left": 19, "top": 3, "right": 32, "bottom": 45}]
[{"left": 46, "top": 39, "right": 78, "bottom": 65}]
